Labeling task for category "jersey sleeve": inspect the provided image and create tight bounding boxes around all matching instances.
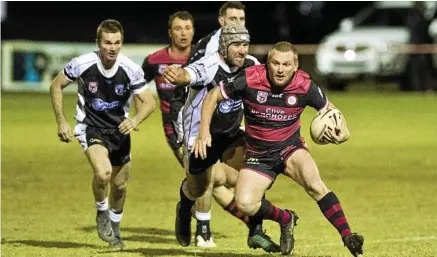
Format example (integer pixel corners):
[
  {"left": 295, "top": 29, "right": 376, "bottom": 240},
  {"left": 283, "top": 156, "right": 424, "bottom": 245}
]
[
  {"left": 63, "top": 57, "right": 80, "bottom": 81},
  {"left": 184, "top": 53, "right": 219, "bottom": 87},
  {"left": 129, "top": 66, "right": 148, "bottom": 95},
  {"left": 141, "top": 56, "right": 155, "bottom": 82},
  {"left": 220, "top": 72, "right": 248, "bottom": 100},
  {"left": 307, "top": 81, "right": 328, "bottom": 110}
]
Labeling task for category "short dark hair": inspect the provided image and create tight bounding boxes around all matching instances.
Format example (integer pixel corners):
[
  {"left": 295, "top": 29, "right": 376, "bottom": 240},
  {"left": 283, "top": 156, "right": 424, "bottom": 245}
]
[
  {"left": 168, "top": 11, "right": 195, "bottom": 29},
  {"left": 219, "top": 1, "right": 245, "bottom": 17},
  {"left": 267, "top": 41, "right": 299, "bottom": 64},
  {"left": 96, "top": 19, "right": 124, "bottom": 44}
]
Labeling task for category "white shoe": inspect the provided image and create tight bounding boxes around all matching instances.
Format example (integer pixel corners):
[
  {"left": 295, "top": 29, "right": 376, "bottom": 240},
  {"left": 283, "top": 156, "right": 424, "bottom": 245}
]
[{"left": 195, "top": 235, "right": 216, "bottom": 248}]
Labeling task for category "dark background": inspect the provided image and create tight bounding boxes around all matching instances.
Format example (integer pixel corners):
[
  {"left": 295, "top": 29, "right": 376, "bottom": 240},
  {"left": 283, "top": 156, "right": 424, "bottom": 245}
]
[{"left": 1, "top": 1, "right": 370, "bottom": 44}]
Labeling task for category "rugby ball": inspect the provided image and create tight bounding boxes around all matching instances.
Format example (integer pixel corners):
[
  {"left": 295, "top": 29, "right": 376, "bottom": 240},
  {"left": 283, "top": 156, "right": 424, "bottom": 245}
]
[{"left": 310, "top": 108, "right": 341, "bottom": 145}]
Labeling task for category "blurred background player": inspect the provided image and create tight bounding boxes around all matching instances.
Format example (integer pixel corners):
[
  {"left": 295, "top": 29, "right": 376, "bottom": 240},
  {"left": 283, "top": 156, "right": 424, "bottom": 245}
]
[
  {"left": 164, "top": 25, "right": 282, "bottom": 253},
  {"left": 196, "top": 41, "right": 364, "bottom": 256},
  {"left": 188, "top": 1, "right": 246, "bottom": 64},
  {"left": 141, "top": 11, "right": 195, "bottom": 166},
  {"left": 49, "top": 19, "right": 156, "bottom": 249}
]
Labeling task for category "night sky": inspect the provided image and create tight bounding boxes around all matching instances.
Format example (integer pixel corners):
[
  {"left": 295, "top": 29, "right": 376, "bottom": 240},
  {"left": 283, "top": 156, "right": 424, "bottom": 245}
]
[{"left": 2, "top": 1, "right": 370, "bottom": 44}]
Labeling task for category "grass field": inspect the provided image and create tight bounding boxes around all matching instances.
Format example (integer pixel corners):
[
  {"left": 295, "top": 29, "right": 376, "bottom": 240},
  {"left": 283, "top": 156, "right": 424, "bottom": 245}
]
[{"left": 2, "top": 88, "right": 437, "bottom": 257}]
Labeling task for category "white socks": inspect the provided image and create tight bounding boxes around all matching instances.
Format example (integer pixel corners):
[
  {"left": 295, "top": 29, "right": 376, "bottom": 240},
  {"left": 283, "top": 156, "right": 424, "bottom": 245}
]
[
  {"left": 95, "top": 198, "right": 108, "bottom": 211},
  {"left": 109, "top": 209, "right": 123, "bottom": 223},
  {"left": 195, "top": 211, "right": 211, "bottom": 221}
]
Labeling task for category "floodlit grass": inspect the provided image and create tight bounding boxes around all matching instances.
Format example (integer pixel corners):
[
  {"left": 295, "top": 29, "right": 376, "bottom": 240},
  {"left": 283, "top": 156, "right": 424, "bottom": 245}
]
[{"left": 2, "top": 89, "right": 437, "bottom": 257}]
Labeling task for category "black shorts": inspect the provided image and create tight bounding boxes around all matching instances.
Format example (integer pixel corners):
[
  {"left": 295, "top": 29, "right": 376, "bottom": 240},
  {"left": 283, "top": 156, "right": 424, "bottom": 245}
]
[
  {"left": 244, "top": 135, "right": 308, "bottom": 181},
  {"left": 187, "top": 129, "right": 245, "bottom": 175},
  {"left": 74, "top": 123, "right": 131, "bottom": 166}
]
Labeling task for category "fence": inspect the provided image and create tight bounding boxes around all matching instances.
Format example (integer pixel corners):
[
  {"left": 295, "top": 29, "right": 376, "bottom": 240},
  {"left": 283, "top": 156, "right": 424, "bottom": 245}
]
[{"left": 2, "top": 40, "right": 437, "bottom": 93}]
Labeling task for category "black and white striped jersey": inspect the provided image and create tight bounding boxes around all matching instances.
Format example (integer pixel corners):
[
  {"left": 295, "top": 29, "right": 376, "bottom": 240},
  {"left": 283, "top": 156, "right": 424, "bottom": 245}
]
[
  {"left": 187, "top": 29, "right": 221, "bottom": 65},
  {"left": 64, "top": 51, "right": 147, "bottom": 128},
  {"left": 182, "top": 52, "right": 260, "bottom": 148}
]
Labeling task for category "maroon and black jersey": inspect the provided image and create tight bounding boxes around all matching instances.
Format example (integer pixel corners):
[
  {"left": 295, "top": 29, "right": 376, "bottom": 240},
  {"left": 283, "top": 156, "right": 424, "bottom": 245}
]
[
  {"left": 141, "top": 47, "right": 189, "bottom": 134},
  {"left": 220, "top": 65, "right": 328, "bottom": 152}
]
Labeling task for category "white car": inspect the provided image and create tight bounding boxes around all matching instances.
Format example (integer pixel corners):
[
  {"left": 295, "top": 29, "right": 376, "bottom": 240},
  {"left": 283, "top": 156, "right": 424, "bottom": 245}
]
[{"left": 315, "top": 1, "right": 437, "bottom": 91}]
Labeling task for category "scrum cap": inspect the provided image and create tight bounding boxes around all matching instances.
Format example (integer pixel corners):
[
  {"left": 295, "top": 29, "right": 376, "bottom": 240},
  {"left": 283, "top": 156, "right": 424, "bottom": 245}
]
[{"left": 219, "top": 25, "right": 250, "bottom": 56}]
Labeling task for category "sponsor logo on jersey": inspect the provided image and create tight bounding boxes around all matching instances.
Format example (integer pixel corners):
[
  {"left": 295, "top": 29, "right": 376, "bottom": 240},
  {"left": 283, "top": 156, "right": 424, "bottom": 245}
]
[
  {"left": 88, "top": 82, "right": 98, "bottom": 94},
  {"left": 286, "top": 94, "right": 298, "bottom": 107},
  {"left": 256, "top": 91, "right": 268, "bottom": 103},
  {"left": 158, "top": 83, "right": 176, "bottom": 90},
  {"left": 91, "top": 98, "right": 120, "bottom": 111},
  {"left": 115, "top": 84, "right": 125, "bottom": 96},
  {"left": 158, "top": 64, "right": 168, "bottom": 75},
  {"left": 219, "top": 99, "right": 235, "bottom": 113},
  {"left": 89, "top": 138, "right": 102, "bottom": 143},
  {"left": 218, "top": 99, "right": 242, "bottom": 114}
]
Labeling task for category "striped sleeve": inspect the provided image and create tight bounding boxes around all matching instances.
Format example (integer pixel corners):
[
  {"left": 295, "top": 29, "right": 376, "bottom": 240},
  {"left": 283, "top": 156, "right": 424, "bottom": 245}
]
[
  {"left": 220, "top": 72, "right": 247, "bottom": 100},
  {"left": 63, "top": 57, "right": 79, "bottom": 81}
]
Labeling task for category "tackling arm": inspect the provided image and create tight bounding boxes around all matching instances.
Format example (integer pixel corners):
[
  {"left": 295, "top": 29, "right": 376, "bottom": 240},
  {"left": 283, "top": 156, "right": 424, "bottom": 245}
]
[{"left": 193, "top": 87, "right": 225, "bottom": 159}]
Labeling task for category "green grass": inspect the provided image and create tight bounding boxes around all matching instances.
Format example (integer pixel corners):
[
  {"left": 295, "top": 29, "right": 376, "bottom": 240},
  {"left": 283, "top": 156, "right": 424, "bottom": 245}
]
[{"left": 2, "top": 89, "right": 437, "bottom": 257}]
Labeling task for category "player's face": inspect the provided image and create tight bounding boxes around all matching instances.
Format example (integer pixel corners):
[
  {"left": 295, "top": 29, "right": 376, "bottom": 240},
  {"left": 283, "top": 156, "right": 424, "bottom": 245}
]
[
  {"left": 226, "top": 42, "right": 249, "bottom": 68},
  {"left": 219, "top": 8, "right": 246, "bottom": 27},
  {"left": 169, "top": 17, "right": 194, "bottom": 50},
  {"left": 98, "top": 31, "right": 122, "bottom": 64},
  {"left": 267, "top": 50, "right": 298, "bottom": 87}
]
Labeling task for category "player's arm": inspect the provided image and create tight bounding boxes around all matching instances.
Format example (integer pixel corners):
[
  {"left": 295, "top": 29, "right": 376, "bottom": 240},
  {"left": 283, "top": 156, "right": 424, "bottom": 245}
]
[
  {"left": 119, "top": 67, "right": 156, "bottom": 135},
  {"left": 50, "top": 68, "right": 75, "bottom": 143},
  {"left": 162, "top": 54, "right": 217, "bottom": 87},
  {"left": 308, "top": 81, "right": 350, "bottom": 144},
  {"left": 194, "top": 74, "right": 247, "bottom": 159},
  {"left": 135, "top": 56, "right": 155, "bottom": 113}
]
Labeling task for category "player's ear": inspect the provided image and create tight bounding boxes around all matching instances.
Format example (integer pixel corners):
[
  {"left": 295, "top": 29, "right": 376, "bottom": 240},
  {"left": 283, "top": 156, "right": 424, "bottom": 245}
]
[
  {"left": 218, "top": 16, "right": 225, "bottom": 27},
  {"left": 168, "top": 29, "right": 172, "bottom": 39}
]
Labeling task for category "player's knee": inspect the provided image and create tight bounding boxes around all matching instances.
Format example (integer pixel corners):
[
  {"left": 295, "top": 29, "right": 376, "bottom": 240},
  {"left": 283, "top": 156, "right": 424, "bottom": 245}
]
[
  {"left": 95, "top": 170, "right": 111, "bottom": 185},
  {"left": 235, "top": 195, "right": 257, "bottom": 215},
  {"left": 213, "top": 165, "right": 227, "bottom": 187},
  {"left": 111, "top": 178, "right": 128, "bottom": 191}
]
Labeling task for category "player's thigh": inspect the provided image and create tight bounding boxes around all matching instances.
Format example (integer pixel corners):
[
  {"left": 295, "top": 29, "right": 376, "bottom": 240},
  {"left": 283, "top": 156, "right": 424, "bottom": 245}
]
[
  {"left": 284, "top": 149, "right": 324, "bottom": 190},
  {"left": 235, "top": 168, "right": 272, "bottom": 206},
  {"left": 85, "top": 144, "right": 112, "bottom": 177},
  {"left": 222, "top": 137, "right": 246, "bottom": 171}
]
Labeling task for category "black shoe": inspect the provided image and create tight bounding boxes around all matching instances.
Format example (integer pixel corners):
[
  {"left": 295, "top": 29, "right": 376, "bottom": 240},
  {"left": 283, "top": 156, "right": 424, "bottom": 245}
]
[
  {"left": 342, "top": 233, "right": 364, "bottom": 257},
  {"left": 175, "top": 201, "right": 192, "bottom": 246},
  {"left": 195, "top": 220, "right": 216, "bottom": 248},
  {"left": 280, "top": 210, "right": 299, "bottom": 255},
  {"left": 96, "top": 210, "right": 114, "bottom": 243},
  {"left": 247, "top": 231, "right": 281, "bottom": 253}
]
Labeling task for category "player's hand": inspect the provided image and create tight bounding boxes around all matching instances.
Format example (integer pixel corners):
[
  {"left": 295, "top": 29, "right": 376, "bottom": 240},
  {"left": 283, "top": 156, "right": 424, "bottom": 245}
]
[
  {"left": 325, "top": 111, "right": 350, "bottom": 144},
  {"left": 57, "top": 121, "right": 73, "bottom": 143},
  {"left": 119, "top": 118, "right": 138, "bottom": 135},
  {"left": 162, "top": 65, "right": 181, "bottom": 83},
  {"left": 192, "top": 132, "right": 212, "bottom": 160}
]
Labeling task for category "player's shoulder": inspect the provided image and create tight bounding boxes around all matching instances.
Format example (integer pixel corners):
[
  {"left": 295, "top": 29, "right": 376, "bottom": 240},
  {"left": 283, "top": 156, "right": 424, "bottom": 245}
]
[
  {"left": 118, "top": 53, "right": 141, "bottom": 71},
  {"left": 70, "top": 52, "right": 98, "bottom": 67},
  {"left": 146, "top": 47, "right": 170, "bottom": 64},
  {"left": 245, "top": 54, "right": 260, "bottom": 65},
  {"left": 288, "top": 69, "right": 312, "bottom": 92},
  {"left": 197, "top": 30, "right": 219, "bottom": 45},
  {"left": 245, "top": 64, "right": 266, "bottom": 77}
]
